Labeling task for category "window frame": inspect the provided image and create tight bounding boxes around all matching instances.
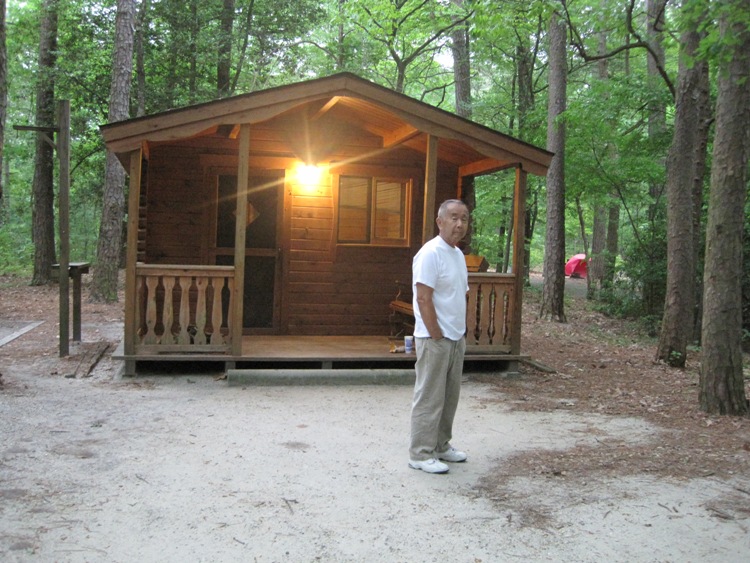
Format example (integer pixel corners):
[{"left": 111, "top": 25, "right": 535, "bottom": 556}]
[{"left": 335, "top": 174, "right": 412, "bottom": 248}]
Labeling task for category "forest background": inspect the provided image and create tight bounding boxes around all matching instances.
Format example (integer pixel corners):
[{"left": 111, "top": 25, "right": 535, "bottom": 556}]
[{"left": 0, "top": 0, "right": 747, "bottom": 414}]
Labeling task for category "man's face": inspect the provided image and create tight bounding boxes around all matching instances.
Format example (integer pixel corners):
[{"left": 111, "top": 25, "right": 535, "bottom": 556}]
[{"left": 437, "top": 202, "right": 469, "bottom": 247}]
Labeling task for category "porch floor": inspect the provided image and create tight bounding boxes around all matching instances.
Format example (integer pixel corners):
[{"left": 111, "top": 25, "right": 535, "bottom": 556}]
[{"left": 113, "top": 335, "right": 526, "bottom": 374}]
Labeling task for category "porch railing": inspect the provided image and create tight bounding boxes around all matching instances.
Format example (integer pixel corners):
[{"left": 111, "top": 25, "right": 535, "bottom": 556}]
[
  {"left": 466, "top": 273, "right": 515, "bottom": 353},
  {"left": 134, "top": 264, "right": 235, "bottom": 355}
]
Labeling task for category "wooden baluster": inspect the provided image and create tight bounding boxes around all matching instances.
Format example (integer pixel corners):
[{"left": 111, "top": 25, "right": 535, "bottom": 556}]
[
  {"left": 161, "top": 275, "right": 176, "bottom": 344},
  {"left": 466, "top": 283, "right": 479, "bottom": 345},
  {"left": 194, "top": 276, "right": 207, "bottom": 345},
  {"left": 210, "top": 277, "right": 224, "bottom": 345},
  {"left": 479, "top": 283, "right": 492, "bottom": 345},
  {"left": 488, "top": 284, "right": 497, "bottom": 344},
  {"left": 225, "top": 276, "right": 234, "bottom": 344},
  {"left": 502, "top": 289, "right": 511, "bottom": 345},
  {"left": 144, "top": 275, "right": 159, "bottom": 345},
  {"left": 178, "top": 276, "right": 191, "bottom": 344},
  {"left": 135, "top": 275, "right": 144, "bottom": 343}
]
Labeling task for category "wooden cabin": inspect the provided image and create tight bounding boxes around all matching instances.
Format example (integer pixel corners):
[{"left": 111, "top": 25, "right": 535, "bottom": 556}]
[{"left": 101, "top": 73, "right": 552, "bottom": 376}]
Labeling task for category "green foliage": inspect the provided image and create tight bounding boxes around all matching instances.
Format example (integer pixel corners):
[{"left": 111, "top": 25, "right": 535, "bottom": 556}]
[
  {"left": 472, "top": 173, "right": 516, "bottom": 270},
  {"left": 1, "top": 0, "right": 748, "bottom": 328},
  {"left": 743, "top": 196, "right": 750, "bottom": 350}
]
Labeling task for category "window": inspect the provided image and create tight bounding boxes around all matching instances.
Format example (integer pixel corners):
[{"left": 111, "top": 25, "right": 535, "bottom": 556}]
[{"left": 337, "top": 175, "right": 410, "bottom": 246}]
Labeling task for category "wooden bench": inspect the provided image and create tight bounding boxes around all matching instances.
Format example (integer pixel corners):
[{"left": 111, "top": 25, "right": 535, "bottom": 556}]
[
  {"left": 389, "top": 282, "right": 414, "bottom": 337},
  {"left": 388, "top": 255, "right": 488, "bottom": 337}
]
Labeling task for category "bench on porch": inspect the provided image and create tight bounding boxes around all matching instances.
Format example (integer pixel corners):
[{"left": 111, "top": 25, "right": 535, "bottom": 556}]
[
  {"left": 389, "top": 282, "right": 414, "bottom": 338},
  {"left": 388, "top": 255, "right": 489, "bottom": 338}
]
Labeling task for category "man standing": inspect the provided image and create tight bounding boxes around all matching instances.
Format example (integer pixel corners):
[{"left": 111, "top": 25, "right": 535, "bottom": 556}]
[{"left": 409, "top": 199, "right": 470, "bottom": 474}]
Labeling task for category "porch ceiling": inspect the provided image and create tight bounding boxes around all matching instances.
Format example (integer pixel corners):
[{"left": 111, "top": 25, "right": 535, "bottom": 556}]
[{"left": 101, "top": 73, "right": 552, "bottom": 177}]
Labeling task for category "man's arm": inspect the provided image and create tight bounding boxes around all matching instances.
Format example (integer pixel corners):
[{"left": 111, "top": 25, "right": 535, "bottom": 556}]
[{"left": 415, "top": 282, "right": 442, "bottom": 340}]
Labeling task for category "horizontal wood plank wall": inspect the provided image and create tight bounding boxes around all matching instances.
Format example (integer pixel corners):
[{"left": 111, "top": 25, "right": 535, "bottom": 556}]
[
  {"left": 146, "top": 144, "right": 211, "bottom": 264},
  {"left": 143, "top": 129, "right": 461, "bottom": 338},
  {"left": 283, "top": 154, "right": 459, "bottom": 337}
]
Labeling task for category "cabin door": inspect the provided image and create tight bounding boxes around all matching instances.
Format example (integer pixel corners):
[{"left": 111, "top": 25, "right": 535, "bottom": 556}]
[{"left": 215, "top": 172, "right": 284, "bottom": 334}]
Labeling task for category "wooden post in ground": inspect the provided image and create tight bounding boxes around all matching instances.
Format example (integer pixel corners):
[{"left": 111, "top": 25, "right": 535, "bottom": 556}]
[
  {"left": 510, "top": 165, "right": 527, "bottom": 357},
  {"left": 123, "top": 148, "right": 143, "bottom": 375},
  {"left": 58, "top": 100, "right": 71, "bottom": 357},
  {"left": 232, "top": 124, "right": 251, "bottom": 356}
]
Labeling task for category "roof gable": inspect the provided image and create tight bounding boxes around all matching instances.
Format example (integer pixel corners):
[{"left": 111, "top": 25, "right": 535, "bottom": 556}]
[{"left": 100, "top": 73, "right": 552, "bottom": 176}]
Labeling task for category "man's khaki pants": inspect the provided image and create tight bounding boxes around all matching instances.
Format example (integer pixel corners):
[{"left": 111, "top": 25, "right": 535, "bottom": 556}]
[{"left": 409, "top": 336, "right": 466, "bottom": 461}]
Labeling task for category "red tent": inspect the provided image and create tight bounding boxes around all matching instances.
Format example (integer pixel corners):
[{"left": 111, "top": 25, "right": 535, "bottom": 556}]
[{"left": 565, "top": 253, "right": 587, "bottom": 278}]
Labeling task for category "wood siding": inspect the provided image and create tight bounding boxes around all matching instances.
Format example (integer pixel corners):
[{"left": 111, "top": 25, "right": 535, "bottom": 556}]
[{"left": 140, "top": 128, "right": 460, "bottom": 337}]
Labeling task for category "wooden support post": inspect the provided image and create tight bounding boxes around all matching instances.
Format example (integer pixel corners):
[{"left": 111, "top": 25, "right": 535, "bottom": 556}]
[
  {"left": 123, "top": 148, "right": 143, "bottom": 358},
  {"left": 422, "top": 134, "right": 438, "bottom": 244},
  {"left": 69, "top": 263, "right": 90, "bottom": 341},
  {"left": 232, "top": 124, "right": 251, "bottom": 356},
  {"left": 52, "top": 262, "right": 90, "bottom": 342},
  {"left": 58, "top": 101, "right": 70, "bottom": 357},
  {"left": 510, "top": 166, "right": 527, "bottom": 355}
]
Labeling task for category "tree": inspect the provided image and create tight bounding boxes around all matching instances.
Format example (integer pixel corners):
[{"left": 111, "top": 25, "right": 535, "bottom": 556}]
[
  {"left": 450, "top": 0, "right": 472, "bottom": 119},
  {"left": 0, "top": 0, "right": 6, "bottom": 214},
  {"left": 134, "top": 0, "right": 150, "bottom": 117},
  {"left": 586, "top": 31, "right": 610, "bottom": 299},
  {"left": 539, "top": 9, "right": 567, "bottom": 322},
  {"left": 90, "top": 0, "right": 135, "bottom": 302},
  {"left": 346, "top": 0, "right": 470, "bottom": 93},
  {"left": 699, "top": 1, "right": 750, "bottom": 416},
  {"left": 450, "top": 0, "right": 476, "bottom": 252},
  {"left": 656, "top": 11, "right": 708, "bottom": 367},
  {"left": 563, "top": 0, "right": 674, "bottom": 318},
  {"left": 30, "top": 0, "right": 58, "bottom": 286},
  {"left": 218, "top": 0, "right": 235, "bottom": 97}
]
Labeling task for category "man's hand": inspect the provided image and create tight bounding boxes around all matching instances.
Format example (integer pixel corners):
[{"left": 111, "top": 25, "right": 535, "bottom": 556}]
[{"left": 415, "top": 283, "right": 443, "bottom": 340}]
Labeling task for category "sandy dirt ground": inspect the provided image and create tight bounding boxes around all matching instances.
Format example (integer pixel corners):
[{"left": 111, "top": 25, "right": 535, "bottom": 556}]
[{"left": 1, "top": 274, "right": 749, "bottom": 562}]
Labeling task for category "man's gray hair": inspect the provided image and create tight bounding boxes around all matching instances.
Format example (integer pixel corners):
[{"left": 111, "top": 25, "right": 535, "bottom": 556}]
[{"left": 437, "top": 199, "right": 468, "bottom": 218}]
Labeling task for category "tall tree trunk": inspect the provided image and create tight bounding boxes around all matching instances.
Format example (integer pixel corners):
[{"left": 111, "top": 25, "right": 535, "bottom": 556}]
[
  {"left": 91, "top": 0, "right": 135, "bottom": 302},
  {"left": 450, "top": 0, "right": 474, "bottom": 253},
  {"left": 540, "top": 11, "right": 566, "bottom": 322},
  {"left": 134, "top": 0, "right": 150, "bottom": 117},
  {"left": 588, "top": 205, "right": 606, "bottom": 299},
  {"left": 699, "top": 4, "right": 750, "bottom": 416},
  {"left": 516, "top": 38, "right": 536, "bottom": 283},
  {"left": 642, "top": 0, "right": 667, "bottom": 316},
  {"left": 604, "top": 202, "right": 619, "bottom": 286},
  {"left": 451, "top": 0, "right": 471, "bottom": 119},
  {"left": 587, "top": 28, "right": 609, "bottom": 299},
  {"left": 691, "top": 48, "right": 711, "bottom": 343},
  {"left": 574, "top": 195, "right": 589, "bottom": 256},
  {"left": 336, "top": 0, "right": 346, "bottom": 70},
  {"left": 30, "top": 0, "right": 58, "bottom": 286},
  {"left": 656, "top": 24, "right": 706, "bottom": 367},
  {"left": 0, "top": 0, "right": 6, "bottom": 213},
  {"left": 188, "top": 0, "right": 198, "bottom": 102},
  {"left": 218, "top": 0, "right": 234, "bottom": 97}
]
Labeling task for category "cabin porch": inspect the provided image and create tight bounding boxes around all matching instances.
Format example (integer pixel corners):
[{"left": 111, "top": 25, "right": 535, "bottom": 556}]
[
  {"left": 113, "top": 334, "right": 528, "bottom": 377},
  {"left": 115, "top": 264, "right": 525, "bottom": 377}
]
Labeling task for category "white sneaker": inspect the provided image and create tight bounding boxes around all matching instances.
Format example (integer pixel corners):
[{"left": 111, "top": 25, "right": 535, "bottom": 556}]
[
  {"left": 409, "top": 458, "right": 449, "bottom": 474},
  {"left": 437, "top": 447, "right": 467, "bottom": 463}
]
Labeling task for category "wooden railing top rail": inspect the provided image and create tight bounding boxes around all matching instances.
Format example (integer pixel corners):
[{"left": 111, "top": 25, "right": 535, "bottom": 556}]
[
  {"left": 136, "top": 264, "right": 235, "bottom": 277},
  {"left": 468, "top": 272, "right": 515, "bottom": 280}
]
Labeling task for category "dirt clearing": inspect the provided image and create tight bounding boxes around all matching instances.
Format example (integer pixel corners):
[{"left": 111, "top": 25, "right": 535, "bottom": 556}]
[{"left": 1, "top": 274, "right": 749, "bottom": 561}]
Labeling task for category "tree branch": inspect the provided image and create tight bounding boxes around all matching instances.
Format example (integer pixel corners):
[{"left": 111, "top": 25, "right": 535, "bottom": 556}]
[{"left": 561, "top": 0, "right": 675, "bottom": 99}]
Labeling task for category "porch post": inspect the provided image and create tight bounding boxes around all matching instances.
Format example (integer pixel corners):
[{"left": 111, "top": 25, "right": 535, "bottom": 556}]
[
  {"left": 123, "top": 148, "right": 143, "bottom": 360},
  {"left": 422, "top": 134, "right": 438, "bottom": 244},
  {"left": 510, "top": 165, "right": 527, "bottom": 355},
  {"left": 231, "top": 124, "right": 251, "bottom": 356}
]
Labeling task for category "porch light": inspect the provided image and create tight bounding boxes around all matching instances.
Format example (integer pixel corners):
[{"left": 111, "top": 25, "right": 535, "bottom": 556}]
[{"left": 296, "top": 163, "right": 323, "bottom": 187}]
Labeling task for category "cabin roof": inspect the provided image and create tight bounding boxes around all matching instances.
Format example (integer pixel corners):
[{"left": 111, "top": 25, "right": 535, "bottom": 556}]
[{"left": 100, "top": 72, "right": 552, "bottom": 176}]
